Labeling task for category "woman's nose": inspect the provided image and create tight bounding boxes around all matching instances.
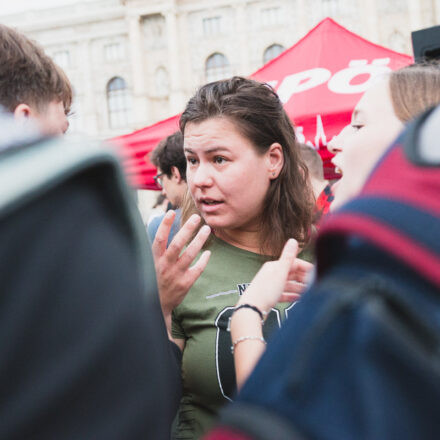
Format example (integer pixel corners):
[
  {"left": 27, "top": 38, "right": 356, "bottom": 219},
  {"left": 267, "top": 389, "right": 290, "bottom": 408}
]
[
  {"left": 192, "top": 164, "right": 213, "bottom": 187},
  {"left": 327, "top": 136, "right": 341, "bottom": 155},
  {"left": 327, "top": 124, "right": 350, "bottom": 155}
]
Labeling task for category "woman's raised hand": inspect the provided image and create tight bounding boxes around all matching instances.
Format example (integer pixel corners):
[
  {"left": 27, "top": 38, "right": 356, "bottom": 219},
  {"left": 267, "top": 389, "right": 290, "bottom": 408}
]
[
  {"left": 237, "top": 239, "right": 314, "bottom": 313},
  {"left": 152, "top": 210, "right": 211, "bottom": 334}
]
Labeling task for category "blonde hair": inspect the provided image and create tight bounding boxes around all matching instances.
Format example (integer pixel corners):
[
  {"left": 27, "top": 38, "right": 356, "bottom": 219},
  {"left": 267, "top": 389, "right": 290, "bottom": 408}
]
[{"left": 390, "top": 61, "right": 440, "bottom": 123}]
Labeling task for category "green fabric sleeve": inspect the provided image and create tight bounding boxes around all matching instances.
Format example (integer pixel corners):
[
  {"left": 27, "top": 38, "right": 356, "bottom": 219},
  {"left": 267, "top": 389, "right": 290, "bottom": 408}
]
[{"left": 172, "top": 308, "right": 186, "bottom": 340}]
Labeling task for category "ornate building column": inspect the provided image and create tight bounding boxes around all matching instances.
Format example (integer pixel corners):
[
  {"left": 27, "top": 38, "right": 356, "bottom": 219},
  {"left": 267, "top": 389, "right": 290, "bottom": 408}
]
[
  {"left": 79, "top": 39, "right": 98, "bottom": 135},
  {"left": 361, "top": 0, "right": 379, "bottom": 43},
  {"left": 127, "top": 13, "right": 149, "bottom": 127},
  {"left": 165, "top": 4, "right": 186, "bottom": 114},
  {"left": 408, "top": 0, "right": 423, "bottom": 31},
  {"left": 296, "top": 0, "right": 308, "bottom": 38},
  {"left": 235, "top": 2, "right": 250, "bottom": 76}
]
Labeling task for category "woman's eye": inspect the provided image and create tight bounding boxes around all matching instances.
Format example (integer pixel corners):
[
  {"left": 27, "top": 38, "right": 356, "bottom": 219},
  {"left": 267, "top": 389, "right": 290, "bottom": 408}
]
[
  {"left": 186, "top": 157, "right": 198, "bottom": 165},
  {"left": 351, "top": 124, "right": 363, "bottom": 131},
  {"left": 214, "top": 156, "right": 226, "bottom": 164}
]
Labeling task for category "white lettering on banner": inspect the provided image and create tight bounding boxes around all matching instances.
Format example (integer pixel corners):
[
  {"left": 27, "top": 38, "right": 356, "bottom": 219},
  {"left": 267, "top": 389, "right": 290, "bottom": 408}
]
[
  {"left": 314, "top": 114, "right": 327, "bottom": 146},
  {"left": 296, "top": 114, "right": 335, "bottom": 149},
  {"left": 277, "top": 68, "right": 331, "bottom": 103},
  {"left": 272, "top": 58, "right": 392, "bottom": 103},
  {"left": 327, "top": 58, "right": 391, "bottom": 94},
  {"left": 295, "top": 126, "right": 306, "bottom": 144}
]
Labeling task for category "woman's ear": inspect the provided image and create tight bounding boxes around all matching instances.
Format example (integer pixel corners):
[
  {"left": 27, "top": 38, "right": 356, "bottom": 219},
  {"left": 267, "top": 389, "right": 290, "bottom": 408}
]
[{"left": 266, "top": 143, "right": 284, "bottom": 179}]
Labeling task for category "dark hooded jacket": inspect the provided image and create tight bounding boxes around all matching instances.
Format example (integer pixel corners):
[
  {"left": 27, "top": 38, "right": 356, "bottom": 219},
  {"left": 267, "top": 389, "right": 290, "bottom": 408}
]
[
  {"left": 205, "top": 107, "right": 440, "bottom": 440},
  {"left": 0, "top": 114, "right": 181, "bottom": 440}
]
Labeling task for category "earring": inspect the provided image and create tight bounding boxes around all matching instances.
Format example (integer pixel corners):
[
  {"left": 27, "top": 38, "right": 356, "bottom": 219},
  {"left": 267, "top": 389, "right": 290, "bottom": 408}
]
[{"left": 272, "top": 172, "right": 275, "bottom": 177}]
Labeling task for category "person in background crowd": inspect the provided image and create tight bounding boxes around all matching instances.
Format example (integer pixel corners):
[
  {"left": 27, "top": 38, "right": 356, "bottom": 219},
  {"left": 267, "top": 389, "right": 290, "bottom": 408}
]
[
  {"left": 147, "top": 193, "right": 169, "bottom": 226},
  {"left": 149, "top": 131, "right": 187, "bottom": 244},
  {"left": 298, "top": 143, "right": 333, "bottom": 224},
  {"left": 205, "top": 62, "right": 440, "bottom": 440},
  {"left": 0, "top": 24, "right": 71, "bottom": 135},
  {"left": 157, "top": 77, "right": 314, "bottom": 440}
]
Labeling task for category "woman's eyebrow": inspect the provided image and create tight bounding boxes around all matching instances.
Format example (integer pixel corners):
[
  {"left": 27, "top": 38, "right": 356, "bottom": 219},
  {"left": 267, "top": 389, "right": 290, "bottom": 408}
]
[{"left": 184, "top": 146, "right": 230, "bottom": 154}]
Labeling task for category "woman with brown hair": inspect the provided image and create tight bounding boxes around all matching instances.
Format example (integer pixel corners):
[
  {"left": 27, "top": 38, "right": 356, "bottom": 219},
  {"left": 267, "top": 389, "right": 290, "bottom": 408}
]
[
  {"left": 223, "top": 61, "right": 440, "bottom": 399},
  {"left": 170, "top": 76, "right": 314, "bottom": 439}
]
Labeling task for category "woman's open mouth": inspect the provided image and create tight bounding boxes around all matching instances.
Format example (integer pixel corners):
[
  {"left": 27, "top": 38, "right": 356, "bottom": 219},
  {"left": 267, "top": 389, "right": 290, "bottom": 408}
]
[{"left": 198, "top": 198, "right": 223, "bottom": 212}]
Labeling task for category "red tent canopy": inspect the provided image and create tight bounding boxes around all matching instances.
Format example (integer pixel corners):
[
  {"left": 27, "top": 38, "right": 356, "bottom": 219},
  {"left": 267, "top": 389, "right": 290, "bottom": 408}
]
[{"left": 111, "top": 17, "right": 412, "bottom": 190}]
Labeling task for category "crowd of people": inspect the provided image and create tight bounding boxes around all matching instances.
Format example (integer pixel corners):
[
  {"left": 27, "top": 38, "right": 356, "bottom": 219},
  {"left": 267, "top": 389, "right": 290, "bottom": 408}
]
[{"left": 0, "top": 20, "right": 439, "bottom": 440}]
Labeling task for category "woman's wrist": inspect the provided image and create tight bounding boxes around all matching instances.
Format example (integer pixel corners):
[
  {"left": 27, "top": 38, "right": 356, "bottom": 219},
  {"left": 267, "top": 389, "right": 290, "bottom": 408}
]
[
  {"left": 236, "top": 298, "right": 269, "bottom": 318},
  {"left": 229, "top": 307, "right": 263, "bottom": 339}
]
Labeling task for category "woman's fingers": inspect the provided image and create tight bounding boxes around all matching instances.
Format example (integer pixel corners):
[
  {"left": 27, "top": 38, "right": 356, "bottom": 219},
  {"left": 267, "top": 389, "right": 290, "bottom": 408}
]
[
  {"left": 188, "top": 249, "right": 212, "bottom": 282},
  {"left": 152, "top": 210, "right": 176, "bottom": 259},
  {"left": 284, "top": 280, "right": 307, "bottom": 294},
  {"left": 179, "top": 224, "right": 211, "bottom": 268},
  {"left": 278, "top": 293, "right": 301, "bottom": 303},
  {"left": 279, "top": 239, "right": 299, "bottom": 270},
  {"left": 163, "top": 214, "right": 202, "bottom": 260}
]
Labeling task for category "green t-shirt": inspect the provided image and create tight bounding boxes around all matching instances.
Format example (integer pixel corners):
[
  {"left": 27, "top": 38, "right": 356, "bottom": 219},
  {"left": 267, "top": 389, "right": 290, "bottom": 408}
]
[{"left": 171, "top": 236, "right": 297, "bottom": 439}]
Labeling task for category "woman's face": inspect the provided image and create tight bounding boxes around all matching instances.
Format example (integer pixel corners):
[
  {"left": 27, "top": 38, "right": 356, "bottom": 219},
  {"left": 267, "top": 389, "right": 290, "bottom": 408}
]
[
  {"left": 184, "top": 117, "right": 280, "bottom": 235},
  {"left": 328, "top": 78, "right": 404, "bottom": 210}
]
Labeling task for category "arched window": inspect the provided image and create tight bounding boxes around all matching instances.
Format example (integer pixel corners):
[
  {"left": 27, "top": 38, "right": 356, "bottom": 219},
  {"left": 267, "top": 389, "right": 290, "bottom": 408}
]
[
  {"left": 155, "top": 67, "right": 170, "bottom": 97},
  {"left": 205, "top": 53, "right": 231, "bottom": 83},
  {"left": 107, "top": 77, "right": 131, "bottom": 129},
  {"left": 263, "top": 44, "right": 285, "bottom": 64}
]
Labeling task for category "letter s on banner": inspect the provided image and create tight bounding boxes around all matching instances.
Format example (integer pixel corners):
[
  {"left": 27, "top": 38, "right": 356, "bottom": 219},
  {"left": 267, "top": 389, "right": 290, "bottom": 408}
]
[
  {"left": 277, "top": 68, "right": 331, "bottom": 103},
  {"left": 328, "top": 58, "right": 392, "bottom": 94}
]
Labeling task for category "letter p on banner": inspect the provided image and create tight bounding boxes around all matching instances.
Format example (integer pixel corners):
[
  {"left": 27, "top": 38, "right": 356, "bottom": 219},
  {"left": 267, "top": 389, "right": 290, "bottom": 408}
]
[{"left": 277, "top": 68, "right": 331, "bottom": 103}]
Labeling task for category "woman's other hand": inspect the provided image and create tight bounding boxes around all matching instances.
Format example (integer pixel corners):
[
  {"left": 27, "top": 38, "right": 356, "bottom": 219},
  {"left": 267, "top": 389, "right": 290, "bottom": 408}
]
[
  {"left": 152, "top": 211, "right": 211, "bottom": 336},
  {"left": 237, "top": 239, "right": 314, "bottom": 313}
]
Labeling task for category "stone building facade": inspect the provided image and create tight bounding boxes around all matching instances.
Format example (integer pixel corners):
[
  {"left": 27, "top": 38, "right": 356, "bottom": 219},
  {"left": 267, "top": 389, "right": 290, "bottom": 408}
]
[{"left": 2, "top": 0, "right": 439, "bottom": 140}]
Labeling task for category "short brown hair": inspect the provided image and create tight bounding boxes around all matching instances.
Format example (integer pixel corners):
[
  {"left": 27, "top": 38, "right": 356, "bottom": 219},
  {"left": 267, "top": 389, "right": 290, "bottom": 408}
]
[
  {"left": 150, "top": 131, "right": 186, "bottom": 180},
  {"left": 390, "top": 61, "right": 440, "bottom": 123},
  {"left": 0, "top": 24, "right": 72, "bottom": 114},
  {"left": 180, "top": 77, "right": 314, "bottom": 257}
]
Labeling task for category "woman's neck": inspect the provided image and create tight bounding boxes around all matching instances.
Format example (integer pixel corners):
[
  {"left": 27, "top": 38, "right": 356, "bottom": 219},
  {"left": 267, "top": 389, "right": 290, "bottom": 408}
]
[{"left": 214, "top": 228, "right": 263, "bottom": 254}]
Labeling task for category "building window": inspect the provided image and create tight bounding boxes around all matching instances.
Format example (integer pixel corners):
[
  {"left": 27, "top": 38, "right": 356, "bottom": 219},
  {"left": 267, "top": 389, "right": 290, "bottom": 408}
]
[
  {"left": 261, "top": 7, "right": 282, "bottom": 27},
  {"left": 205, "top": 53, "right": 231, "bottom": 83},
  {"left": 203, "top": 16, "right": 222, "bottom": 36},
  {"left": 104, "top": 43, "right": 124, "bottom": 62},
  {"left": 155, "top": 67, "right": 170, "bottom": 97},
  {"left": 263, "top": 44, "right": 285, "bottom": 64},
  {"left": 53, "top": 50, "right": 70, "bottom": 68},
  {"left": 107, "top": 77, "right": 131, "bottom": 129}
]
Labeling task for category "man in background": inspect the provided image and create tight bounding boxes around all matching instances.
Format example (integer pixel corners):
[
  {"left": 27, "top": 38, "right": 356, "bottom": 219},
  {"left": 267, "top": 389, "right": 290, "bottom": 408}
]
[
  {"left": 149, "top": 131, "right": 187, "bottom": 244},
  {"left": 0, "top": 23, "right": 71, "bottom": 135}
]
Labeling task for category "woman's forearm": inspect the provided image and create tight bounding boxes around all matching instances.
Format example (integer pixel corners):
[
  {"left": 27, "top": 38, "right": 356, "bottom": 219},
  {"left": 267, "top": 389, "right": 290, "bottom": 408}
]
[{"left": 230, "top": 308, "right": 266, "bottom": 389}]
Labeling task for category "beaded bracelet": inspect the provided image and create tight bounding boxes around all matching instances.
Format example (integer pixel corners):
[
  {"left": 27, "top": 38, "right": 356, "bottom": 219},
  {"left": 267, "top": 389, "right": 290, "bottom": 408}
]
[{"left": 231, "top": 335, "right": 266, "bottom": 354}]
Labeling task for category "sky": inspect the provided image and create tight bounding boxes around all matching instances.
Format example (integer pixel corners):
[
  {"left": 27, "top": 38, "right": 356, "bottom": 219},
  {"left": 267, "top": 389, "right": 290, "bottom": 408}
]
[{"left": 0, "top": 0, "right": 98, "bottom": 15}]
